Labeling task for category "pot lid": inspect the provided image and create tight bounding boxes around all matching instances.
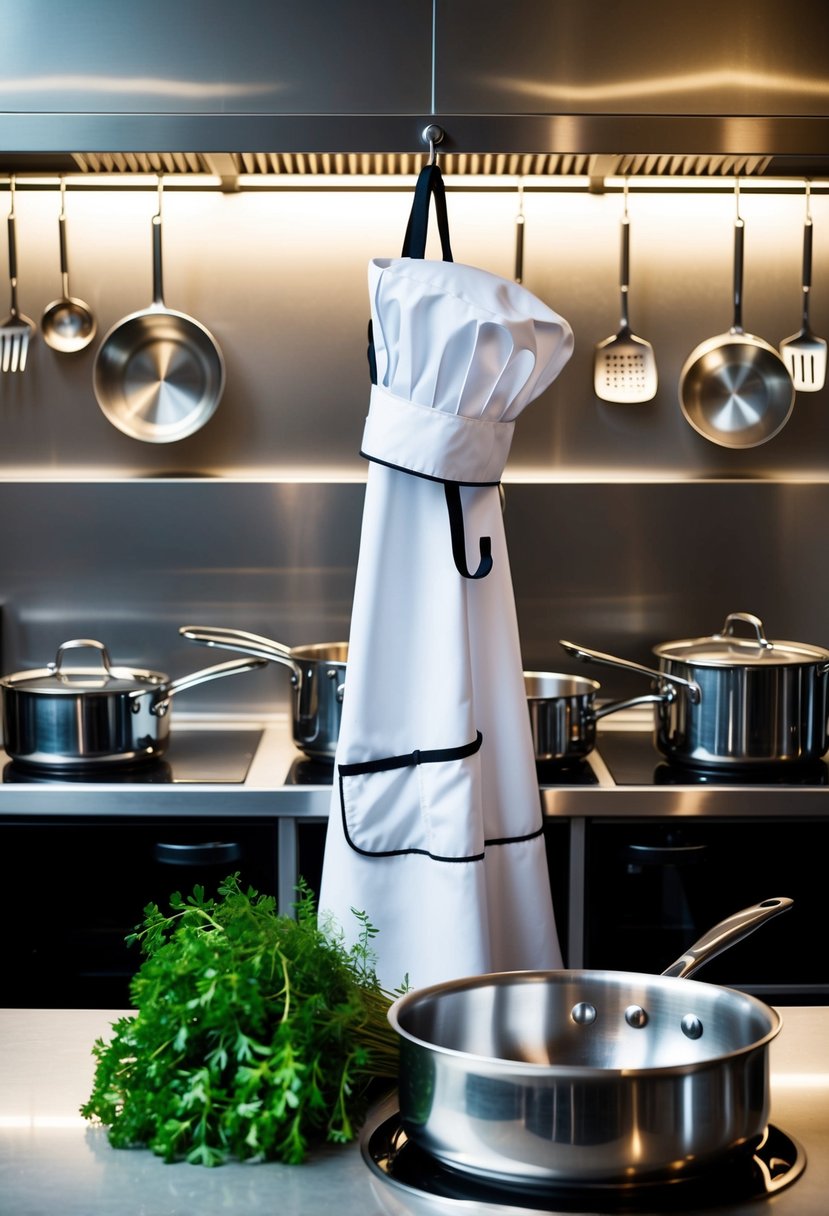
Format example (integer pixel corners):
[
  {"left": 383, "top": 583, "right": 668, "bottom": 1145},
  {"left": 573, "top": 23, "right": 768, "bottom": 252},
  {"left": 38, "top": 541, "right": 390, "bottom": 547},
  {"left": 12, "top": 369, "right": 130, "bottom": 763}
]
[
  {"left": 654, "top": 613, "right": 829, "bottom": 667},
  {"left": 1, "top": 639, "right": 165, "bottom": 694}
]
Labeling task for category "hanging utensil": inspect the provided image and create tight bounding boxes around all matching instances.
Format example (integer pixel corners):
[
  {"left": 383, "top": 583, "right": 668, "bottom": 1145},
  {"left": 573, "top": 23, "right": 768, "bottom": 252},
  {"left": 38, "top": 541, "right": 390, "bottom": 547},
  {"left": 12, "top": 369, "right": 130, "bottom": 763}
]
[
  {"left": 513, "top": 179, "right": 525, "bottom": 284},
  {"left": 41, "top": 178, "right": 96, "bottom": 354},
  {"left": 0, "top": 177, "right": 35, "bottom": 374},
  {"left": 679, "top": 182, "right": 795, "bottom": 447},
  {"left": 779, "top": 183, "right": 827, "bottom": 392},
  {"left": 594, "top": 181, "right": 658, "bottom": 403},
  {"left": 93, "top": 177, "right": 225, "bottom": 443}
]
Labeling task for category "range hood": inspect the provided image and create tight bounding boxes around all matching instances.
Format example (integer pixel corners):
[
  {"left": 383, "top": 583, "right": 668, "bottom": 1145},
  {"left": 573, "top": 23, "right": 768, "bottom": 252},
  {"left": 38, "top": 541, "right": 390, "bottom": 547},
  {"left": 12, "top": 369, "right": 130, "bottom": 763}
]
[{"left": 1, "top": 0, "right": 828, "bottom": 183}]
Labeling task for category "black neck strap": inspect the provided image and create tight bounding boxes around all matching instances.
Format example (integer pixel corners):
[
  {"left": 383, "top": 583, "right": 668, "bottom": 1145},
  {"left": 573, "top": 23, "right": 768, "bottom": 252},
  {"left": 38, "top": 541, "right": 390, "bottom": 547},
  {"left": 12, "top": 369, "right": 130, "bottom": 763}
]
[{"left": 401, "top": 163, "right": 454, "bottom": 261}]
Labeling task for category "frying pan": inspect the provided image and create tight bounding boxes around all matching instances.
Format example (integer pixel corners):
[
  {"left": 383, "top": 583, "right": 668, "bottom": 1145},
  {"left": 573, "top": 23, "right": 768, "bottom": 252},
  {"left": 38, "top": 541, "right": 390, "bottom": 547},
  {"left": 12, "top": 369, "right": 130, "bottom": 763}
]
[
  {"left": 389, "top": 896, "right": 792, "bottom": 1187},
  {"left": 93, "top": 206, "right": 225, "bottom": 443},
  {"left": 679, "top": 218, "right": 794, "bottom": 449}
]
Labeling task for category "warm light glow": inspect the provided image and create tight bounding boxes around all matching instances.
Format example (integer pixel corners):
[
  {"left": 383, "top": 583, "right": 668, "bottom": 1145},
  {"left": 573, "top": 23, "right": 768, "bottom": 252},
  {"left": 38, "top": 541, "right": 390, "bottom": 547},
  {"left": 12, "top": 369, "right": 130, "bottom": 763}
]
[
  {"left": 496, "top": 68, "right": 829, "bottom": 105},
  {"left": 0, "top": 1115, "right": 88, "bottom": 1129},
  {"left": 0, "top": 75, "right": 277, "bottom": 100}
]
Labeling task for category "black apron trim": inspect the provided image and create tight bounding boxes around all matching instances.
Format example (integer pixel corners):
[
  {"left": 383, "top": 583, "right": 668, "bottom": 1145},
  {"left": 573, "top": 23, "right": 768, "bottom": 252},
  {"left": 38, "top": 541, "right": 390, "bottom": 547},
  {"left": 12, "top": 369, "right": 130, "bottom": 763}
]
[
  {"left": 360, "top": 450, "right": 501, "bottom": 488},
  {"left": 338, "top": 730, "right": 483, "bottom": 777}
]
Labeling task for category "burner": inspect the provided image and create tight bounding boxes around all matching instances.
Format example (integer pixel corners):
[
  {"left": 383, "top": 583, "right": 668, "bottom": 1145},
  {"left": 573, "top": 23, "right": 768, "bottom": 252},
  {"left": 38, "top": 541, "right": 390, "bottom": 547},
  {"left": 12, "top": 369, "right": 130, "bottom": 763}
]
[
  {"left": 535, "top": 757, "right": 599, "bottom": 786},
  {"left": 654, "top": 760, "right": 829, "bottom": 786},
  {"left": 361, "top": 1107, "right": 806, "bottom": 1214},
  {"left": 284, "top": 756, "right": 335, "bottom": 785}
]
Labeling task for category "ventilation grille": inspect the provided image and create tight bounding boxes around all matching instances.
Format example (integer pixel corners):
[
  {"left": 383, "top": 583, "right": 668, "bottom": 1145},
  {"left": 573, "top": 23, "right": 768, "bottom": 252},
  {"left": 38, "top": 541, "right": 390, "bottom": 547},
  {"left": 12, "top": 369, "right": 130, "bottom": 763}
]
[{"left": 70, "top": 150, "right": 775, "bottom": 178}]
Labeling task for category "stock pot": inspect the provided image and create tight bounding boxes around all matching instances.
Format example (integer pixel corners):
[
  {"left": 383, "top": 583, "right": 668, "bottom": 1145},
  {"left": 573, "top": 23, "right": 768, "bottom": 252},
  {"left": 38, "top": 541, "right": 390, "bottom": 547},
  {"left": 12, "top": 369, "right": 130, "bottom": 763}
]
[
  {"left": 0, "top": 638, "right": 266, "bottom": 768},
  {"left": 180, "top": 625, "right": 346, "bottom": 761},
  {"left": 389, "top": 897, "right": 791, "bottom": 1187},
  {"left": 561, "top": 611, "right": 829, "bottom": 768}
]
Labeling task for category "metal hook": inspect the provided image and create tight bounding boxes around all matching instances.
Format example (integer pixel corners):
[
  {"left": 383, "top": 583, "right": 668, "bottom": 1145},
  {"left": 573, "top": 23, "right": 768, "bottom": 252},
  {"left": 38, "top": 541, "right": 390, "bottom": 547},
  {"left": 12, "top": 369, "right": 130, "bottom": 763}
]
[
  {"left": 623, "top": 175, "right": 629, "bottom": 221},
  {"left": 805, "top": 179, "right": 812, "bottom": 225},
  {"left": 735, "top": 176, "right": 741, "bottom": 223},
  {"left": 422, "top": 123, "right": 445, "bottom": 167},
  {"left": 156, "top": 173, "right": 164, "bottom": 219}
]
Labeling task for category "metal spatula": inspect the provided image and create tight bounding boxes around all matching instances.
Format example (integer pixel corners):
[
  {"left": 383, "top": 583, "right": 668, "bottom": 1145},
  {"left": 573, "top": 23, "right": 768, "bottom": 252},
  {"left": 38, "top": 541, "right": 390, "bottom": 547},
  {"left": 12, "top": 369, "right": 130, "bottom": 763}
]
[
  {"left": 779, "top": 205, "right": 826, "bottom": 393},
  {"left": 594, "top": 200, "right": 657, "bottom": 403},
  {"left": 0, "top": 179, "right": 35, "bottom": 374}
]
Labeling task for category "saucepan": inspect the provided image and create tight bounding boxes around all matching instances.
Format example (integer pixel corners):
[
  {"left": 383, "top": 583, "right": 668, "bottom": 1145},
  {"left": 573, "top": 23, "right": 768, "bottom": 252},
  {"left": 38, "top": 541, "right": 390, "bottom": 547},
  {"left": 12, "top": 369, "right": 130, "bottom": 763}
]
[
  {"left": 525, "top": 671, "right": 662, "bottom": 762},
  {"left": 388, "top": 896, "right": 792, "bottom": 1187},
  {"left": 0, "top": 638, "right": 267, "bottom": 768},
  {"left": 180, "top": 625, "right": 346, "bottom": 761},
  {"left": 561, "top": 610, "right": 829, "bottom": 768}
]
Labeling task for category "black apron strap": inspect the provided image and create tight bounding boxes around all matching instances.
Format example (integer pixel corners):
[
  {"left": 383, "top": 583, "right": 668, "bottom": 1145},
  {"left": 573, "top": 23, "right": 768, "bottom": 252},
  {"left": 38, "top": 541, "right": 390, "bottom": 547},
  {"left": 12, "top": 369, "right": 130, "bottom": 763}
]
[{"left": 367, "top": 164, "right": 453, "bottom": 383}]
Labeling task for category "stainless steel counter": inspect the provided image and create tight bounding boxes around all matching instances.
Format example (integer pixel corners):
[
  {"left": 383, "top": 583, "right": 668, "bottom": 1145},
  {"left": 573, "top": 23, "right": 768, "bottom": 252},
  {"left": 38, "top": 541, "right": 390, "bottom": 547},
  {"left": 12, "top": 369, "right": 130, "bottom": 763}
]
[{"left": 0, "top": 1005, "right": 827, "bottom": 1216}]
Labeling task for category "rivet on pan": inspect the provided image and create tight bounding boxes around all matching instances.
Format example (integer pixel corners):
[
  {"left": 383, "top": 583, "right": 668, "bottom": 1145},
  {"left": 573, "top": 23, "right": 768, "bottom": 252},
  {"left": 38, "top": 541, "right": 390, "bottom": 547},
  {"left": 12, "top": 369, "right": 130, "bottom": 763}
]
[
  {"left": 625, "top": 1004, "right": 649, "bottom": 1029},
  {"left": 681, "top": 1014, "right": 704, "bottom": 1040},
  {"left": 571, "top": 1002, "right": 597, "bottom": 1026}
]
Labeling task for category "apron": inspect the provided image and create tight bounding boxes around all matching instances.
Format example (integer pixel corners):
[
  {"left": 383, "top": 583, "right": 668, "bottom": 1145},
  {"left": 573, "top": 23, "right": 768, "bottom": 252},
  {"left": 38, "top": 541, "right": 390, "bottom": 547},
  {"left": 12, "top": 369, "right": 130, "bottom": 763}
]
[{"left": 319, "top": 166, "right": 574, "bottom": 991}]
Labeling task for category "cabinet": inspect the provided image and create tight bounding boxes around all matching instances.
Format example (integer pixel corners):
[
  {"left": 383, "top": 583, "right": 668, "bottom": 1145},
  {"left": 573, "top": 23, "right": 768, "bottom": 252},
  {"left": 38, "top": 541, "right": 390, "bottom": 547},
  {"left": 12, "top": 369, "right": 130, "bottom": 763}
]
[{"left": 0, "top": 814, "right": 327, "bottom": 1009}]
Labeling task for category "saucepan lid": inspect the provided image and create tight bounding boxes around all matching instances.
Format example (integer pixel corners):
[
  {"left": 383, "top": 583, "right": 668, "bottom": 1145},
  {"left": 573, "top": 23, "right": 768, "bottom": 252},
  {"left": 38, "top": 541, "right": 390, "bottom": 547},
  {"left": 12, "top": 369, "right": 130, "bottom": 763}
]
[{"left": 654, "top": 612, "right": 829, "bottom": 668}]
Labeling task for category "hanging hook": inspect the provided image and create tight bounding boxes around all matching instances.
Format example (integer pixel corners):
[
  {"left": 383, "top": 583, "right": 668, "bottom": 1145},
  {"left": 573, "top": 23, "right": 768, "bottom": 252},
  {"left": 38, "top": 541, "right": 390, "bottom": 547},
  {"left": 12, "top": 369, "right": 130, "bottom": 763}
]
[
  {"left": 734, "top": 176, "right": 742, "bottom": 224},
  {"left": 9, "top": 173, "right": 15, "bottom": 218},
  {"left": 805, "top": 179, "right": 812, "bottom": 225},
  {"left": 623, "top": 175, "right": 629, "bottom": 221},
  {"left": 422, "top": 123, "right": 445, "bottom": 167}
]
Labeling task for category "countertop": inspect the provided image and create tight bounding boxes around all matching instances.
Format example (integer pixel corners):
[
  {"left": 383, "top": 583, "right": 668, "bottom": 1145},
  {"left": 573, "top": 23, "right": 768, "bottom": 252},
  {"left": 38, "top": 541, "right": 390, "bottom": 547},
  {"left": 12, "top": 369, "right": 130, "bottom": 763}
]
[{"left": 1, "top": 1006, "right": 827, "bottom": 1216}]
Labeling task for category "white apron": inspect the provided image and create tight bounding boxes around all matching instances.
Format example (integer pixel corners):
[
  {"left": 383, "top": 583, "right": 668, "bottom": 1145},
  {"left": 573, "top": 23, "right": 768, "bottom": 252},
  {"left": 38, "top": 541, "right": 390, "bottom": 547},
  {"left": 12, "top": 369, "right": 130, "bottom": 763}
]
[{"left": 319, "top": 166, "right": 574, "bottom": 991}]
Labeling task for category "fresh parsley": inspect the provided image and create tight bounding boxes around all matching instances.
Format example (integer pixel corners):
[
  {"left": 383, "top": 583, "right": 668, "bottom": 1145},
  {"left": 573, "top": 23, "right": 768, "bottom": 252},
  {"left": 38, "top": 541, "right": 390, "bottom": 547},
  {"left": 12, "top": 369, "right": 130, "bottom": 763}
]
[{"left": 80, "top": 874, "right": 403, "bottom": 1166}]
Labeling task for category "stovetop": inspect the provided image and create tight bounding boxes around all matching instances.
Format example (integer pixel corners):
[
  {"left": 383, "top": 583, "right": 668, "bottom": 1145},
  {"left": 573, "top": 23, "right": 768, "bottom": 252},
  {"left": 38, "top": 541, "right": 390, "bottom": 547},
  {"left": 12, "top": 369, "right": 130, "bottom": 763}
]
[{"left": 1, "top": 728, "right": 264, "bottom": 784}]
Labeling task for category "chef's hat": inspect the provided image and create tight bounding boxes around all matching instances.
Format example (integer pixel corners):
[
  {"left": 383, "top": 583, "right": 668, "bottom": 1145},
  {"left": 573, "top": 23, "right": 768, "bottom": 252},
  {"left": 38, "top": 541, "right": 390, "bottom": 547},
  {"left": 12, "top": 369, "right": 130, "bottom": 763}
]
[{"left": 363, "top": 257, "right": 574, "bottom": 484}]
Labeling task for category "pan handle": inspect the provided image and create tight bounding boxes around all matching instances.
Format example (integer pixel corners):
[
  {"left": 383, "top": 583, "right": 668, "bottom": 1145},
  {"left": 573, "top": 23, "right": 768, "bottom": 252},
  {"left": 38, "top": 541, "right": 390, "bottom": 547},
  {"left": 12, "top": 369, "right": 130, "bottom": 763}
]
[
  {"left": 661, "top": 896, "right": 793, "bottom": 980},
  {"left": 136, "top": 656, "right": 268, "bottom": 718},
  {"left": 559, "top": 639, "right": 702, "bottom": 704},
  {"left": 179, "top": 624, "right": 303, "bottom": 684}
]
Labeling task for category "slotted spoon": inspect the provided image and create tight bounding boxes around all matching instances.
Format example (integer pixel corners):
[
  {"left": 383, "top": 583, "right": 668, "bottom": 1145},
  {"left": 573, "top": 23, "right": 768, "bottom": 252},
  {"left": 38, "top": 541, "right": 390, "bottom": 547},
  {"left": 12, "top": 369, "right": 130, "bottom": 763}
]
[
  {"left": 0, "top": 179, "right": 35, "bottom": 373},
  {"left": 779, "top": 195, "right": 826, "bottom": 392},
  {"left": 594, "top": 193, "right": 657, "bottom": 403}
]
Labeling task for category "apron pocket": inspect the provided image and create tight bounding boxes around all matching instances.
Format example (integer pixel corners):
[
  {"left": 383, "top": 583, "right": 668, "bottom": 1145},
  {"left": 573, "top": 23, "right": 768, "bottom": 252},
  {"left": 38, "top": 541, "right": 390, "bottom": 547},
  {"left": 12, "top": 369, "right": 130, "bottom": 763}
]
[{"left": 338, "top": 732, "right": 484, "bottom": 862}]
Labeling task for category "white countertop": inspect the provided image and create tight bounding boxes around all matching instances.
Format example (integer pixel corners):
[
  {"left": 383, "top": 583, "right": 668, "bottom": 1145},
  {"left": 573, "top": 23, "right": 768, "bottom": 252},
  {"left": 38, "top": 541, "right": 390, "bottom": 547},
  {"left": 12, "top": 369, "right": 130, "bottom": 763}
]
[{"left": 1, "top": 1005, "right": 828, "bottom": 1216}]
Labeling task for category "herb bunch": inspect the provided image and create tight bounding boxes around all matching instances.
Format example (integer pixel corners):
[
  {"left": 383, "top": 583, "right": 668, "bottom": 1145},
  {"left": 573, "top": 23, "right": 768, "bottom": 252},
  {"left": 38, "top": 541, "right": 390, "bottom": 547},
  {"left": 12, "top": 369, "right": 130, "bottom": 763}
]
[{"left": 81, "top": 874, "right": 402, "bottom": 1166}]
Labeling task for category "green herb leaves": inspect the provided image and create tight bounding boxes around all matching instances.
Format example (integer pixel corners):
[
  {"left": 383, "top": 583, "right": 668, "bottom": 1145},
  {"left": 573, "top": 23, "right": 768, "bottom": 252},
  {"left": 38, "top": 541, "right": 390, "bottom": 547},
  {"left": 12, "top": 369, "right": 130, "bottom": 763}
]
[{"left": 80, "top": 875, "right": 401, "bottom": 1166}]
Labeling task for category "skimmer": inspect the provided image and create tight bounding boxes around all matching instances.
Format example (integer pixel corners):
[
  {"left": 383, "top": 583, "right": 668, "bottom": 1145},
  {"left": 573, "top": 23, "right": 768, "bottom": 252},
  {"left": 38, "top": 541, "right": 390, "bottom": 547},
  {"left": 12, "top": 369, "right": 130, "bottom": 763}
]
[
  {"left": 594, "top": 183, "right": 658, "bottom": 403},
  {"left": 779, "top": 185, "right": 826, "bottom": 393}
]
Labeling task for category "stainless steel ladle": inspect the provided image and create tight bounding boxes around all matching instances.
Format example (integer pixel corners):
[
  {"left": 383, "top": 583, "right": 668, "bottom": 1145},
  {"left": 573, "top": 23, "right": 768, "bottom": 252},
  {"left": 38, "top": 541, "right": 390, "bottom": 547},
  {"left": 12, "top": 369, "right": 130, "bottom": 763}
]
[{"left": 41, "top": 178, "right": 96, "bottom": 353}]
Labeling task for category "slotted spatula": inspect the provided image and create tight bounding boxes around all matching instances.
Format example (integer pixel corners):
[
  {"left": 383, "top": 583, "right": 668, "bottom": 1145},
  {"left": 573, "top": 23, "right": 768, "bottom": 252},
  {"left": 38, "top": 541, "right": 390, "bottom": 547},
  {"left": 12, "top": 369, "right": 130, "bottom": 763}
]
[
  {"left": 779, "top": 197, "right": 826, "bottom": 393},
  {"left": 594, "top": 194, "right": 657, "bottom": 403},
  {"left": 0, "top": 179, "right": 35, "bottom": 374}
]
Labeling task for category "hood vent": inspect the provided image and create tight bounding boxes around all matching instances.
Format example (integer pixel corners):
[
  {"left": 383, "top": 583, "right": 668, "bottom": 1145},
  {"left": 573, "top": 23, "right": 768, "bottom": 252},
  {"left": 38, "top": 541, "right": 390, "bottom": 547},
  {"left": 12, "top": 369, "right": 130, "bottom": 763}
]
[{"left": 67, "top": 150, "right": 774, "bottom": 180}]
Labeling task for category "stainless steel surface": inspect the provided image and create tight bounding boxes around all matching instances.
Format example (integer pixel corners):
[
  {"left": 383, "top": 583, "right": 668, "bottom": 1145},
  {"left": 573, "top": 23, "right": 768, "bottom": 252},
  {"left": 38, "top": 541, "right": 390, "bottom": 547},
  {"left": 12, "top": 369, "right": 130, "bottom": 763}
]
[
  {"left": 593, "top": 207, "right": 657, "bottom": 403},
  {"left": 180, "top": 625, "right": 347, "bottom": 760},
  {"left": 3, "top": 2, "right": 829, "bottom": 177},
  {"left": 40, "top": 180, "right": 96, "bottom": 354},
  {"left": 389, "top": 900, "right": 787, "bottom": 1185},
  {"left": 780, "top": 206, "right": 827, "bottom": 391},
  {"left": 0, "top": 180, "right": 34, "bottom": 373},
  {"left": 0, "top": 640, "right": 266, "bottom": 767},
  {"left": 563, "top": 612, "right": 829, "bottom": 767},
  {"left": 679, "top": 217, "right": 795, "bottom": 448},
  {"left": 0, "top": 1006, "right": 824, "bottom": 1216},
  {"left": 93, "top": 203, "right": 225, "bottom": 443}
]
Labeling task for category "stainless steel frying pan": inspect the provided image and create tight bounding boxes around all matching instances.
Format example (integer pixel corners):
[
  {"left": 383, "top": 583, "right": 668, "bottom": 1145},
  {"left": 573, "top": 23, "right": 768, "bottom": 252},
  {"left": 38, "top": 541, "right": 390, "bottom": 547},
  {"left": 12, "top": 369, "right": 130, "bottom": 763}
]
[
  {"left": 679, "top": 218, "right": 794, "bottom": 449},
  {"left": 93, "top": 208, "right": 225, "bottom": 443},
  {"left": 389, "top": 896, "right": 793, "bottom": 1187}
]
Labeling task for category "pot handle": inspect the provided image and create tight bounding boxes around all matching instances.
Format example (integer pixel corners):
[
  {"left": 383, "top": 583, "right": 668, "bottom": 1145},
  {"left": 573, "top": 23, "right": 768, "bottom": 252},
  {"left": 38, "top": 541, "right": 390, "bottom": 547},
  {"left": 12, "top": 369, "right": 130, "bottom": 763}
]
[
  {"left": 137, "top": 656, "right": 268, "bottom": 718},
  {"left": 179, "top": 624, "right": 303, "bottom": 684},
  {"left": 713, "top": 611, "right": 773, "bottom": 650},
  {"left": 661, "top": 896, "right": 793, "bottom": 980},
  {"left": 591, "top": 692, "right": 666, "bottom": 721},
  {"left": 560, "top": 639, "right": 702, "bottom": 704},
  {"left": 47, "top": 637, "right": 154, "bottom": 685}
]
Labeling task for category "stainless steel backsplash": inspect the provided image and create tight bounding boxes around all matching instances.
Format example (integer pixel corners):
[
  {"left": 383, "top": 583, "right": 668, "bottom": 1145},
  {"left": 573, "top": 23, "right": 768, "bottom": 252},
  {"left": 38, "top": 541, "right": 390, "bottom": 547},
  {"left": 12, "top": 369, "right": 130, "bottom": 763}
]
[{"left": 1, "top": 184, "right": 827, "bottom": 702}]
